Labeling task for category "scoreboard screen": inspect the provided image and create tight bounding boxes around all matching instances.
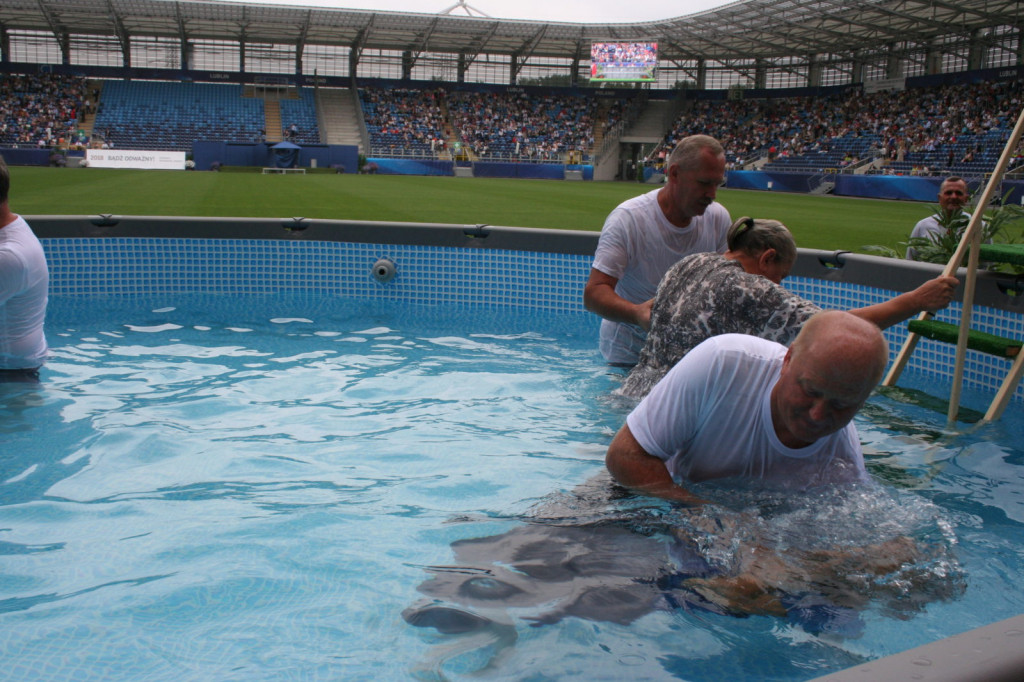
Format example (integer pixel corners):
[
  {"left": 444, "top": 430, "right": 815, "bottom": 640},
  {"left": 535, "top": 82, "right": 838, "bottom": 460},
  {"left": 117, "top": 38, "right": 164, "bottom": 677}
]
[{"left": 590, "top": 42, "right": 658, "bottom": 82}]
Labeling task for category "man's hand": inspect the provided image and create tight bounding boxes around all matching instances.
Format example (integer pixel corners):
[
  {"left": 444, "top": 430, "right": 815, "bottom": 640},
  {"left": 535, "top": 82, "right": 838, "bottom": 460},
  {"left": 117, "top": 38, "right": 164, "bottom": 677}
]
[
  {"left": 911, "top": 275, "right": 959, "bottom": 312},
  {"left": 636, "top": 298, "right": 654, "bottom": 331},
  {"left": 584, "top": 268, "right": 652, "bottom": 329}
]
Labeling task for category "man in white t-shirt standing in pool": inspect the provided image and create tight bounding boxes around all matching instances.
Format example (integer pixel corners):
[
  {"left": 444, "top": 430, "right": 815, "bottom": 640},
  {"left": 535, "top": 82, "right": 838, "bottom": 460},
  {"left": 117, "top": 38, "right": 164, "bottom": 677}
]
[
  {"left": 584, "top": 135, "right": 732, "bottom": 365},
  {"left": 605, "top": 311, "right": 887, "bottom": 504},
  {"left": 0, "top": 155, "right": 49, "bottom": 382}
]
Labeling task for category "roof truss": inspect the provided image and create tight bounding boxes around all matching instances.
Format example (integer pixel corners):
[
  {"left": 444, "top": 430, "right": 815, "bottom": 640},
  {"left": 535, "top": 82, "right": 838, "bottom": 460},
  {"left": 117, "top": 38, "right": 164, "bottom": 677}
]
[{"left": 0, "top": 0, "right": 1017, "bottom": 65}]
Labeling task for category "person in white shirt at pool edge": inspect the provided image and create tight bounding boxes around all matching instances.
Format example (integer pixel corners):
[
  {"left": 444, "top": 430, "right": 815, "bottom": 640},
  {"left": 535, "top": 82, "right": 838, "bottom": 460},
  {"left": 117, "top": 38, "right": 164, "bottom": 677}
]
[{"left": 0, "top": 154, "right": 49, "bottom": 383}]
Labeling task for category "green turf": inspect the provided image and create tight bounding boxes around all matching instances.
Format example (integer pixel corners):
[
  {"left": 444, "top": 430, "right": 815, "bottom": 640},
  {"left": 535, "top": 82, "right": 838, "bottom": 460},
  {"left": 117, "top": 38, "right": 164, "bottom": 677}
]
[{"left": 7, "top": 166, "right": 952, "bottom": 252}]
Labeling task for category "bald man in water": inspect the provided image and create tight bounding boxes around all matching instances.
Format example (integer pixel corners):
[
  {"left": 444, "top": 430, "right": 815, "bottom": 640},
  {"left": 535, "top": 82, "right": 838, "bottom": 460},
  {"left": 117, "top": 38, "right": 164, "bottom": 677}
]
[{"left": 606, "top": 311, "right": 887, "bottom": 504}]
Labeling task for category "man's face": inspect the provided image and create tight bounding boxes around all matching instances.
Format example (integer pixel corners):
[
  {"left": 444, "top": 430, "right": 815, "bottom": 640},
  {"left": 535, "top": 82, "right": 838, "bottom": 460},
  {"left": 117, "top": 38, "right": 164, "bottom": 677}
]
[
  {"left": 771, "top": 347, "right": 871, "bottom": 448},
  {"left": 937, "top": 181, "right": 968, "bottom": 214},
  {"left": 672, "top": 149, "right": 726, "bottom": 221}
]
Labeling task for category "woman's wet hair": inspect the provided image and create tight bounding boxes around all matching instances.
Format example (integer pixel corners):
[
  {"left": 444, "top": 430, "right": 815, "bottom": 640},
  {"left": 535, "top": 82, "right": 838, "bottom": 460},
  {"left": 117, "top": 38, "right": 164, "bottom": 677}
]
[{"left": 726, "top": 216, "right": 797, "bottom": 265}]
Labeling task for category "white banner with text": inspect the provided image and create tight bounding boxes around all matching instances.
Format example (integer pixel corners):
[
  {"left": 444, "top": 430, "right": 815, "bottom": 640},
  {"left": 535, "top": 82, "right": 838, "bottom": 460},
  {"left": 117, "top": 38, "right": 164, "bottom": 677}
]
[{"left": 86, "top": 149, "right": 186, "bottom": 170}]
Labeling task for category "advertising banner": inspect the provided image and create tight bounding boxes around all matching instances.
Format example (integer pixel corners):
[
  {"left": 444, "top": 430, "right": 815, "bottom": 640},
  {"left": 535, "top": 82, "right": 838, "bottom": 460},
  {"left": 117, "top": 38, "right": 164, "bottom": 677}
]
[{"left": 86, "top": 149, "right": 186, "bottom": 170}]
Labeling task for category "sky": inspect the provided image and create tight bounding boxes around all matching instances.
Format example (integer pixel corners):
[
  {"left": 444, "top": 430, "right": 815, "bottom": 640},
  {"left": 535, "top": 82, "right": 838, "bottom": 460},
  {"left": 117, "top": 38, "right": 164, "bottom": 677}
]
[{"left": 237, "top": 0, "right": 738, "bottom": 24}]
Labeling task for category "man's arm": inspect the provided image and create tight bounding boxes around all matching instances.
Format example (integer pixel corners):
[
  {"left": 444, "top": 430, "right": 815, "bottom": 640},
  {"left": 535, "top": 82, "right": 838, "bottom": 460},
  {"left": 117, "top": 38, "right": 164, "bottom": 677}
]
[
  {"left": 605, "top": 423, "right": 708, "bottom": 504},
  {"left": 583, "top": 268, "right": 653, "bottom": 331},
  {"left": 848, "top": 275, "right": 958, "bottom": 330}
]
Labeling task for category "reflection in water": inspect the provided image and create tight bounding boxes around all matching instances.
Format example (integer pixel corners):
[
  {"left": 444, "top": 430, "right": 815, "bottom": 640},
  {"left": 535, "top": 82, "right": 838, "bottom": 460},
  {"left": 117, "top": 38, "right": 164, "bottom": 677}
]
[
  {"left": 404, "top": 473, "right": 966, "bottom": 678},
  {"left": 0, "top": 381, "right": 96, "bottom": 505}
]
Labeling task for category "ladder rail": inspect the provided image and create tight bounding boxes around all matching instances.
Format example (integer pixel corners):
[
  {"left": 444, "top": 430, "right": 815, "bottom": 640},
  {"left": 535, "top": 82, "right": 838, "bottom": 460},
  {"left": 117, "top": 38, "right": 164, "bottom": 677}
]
[
  {"left": 986, "top": 348, "right": 1024, "bottom": 421},
  {"left": 947, "top": 226, "right": 982, "bottom": 424}
]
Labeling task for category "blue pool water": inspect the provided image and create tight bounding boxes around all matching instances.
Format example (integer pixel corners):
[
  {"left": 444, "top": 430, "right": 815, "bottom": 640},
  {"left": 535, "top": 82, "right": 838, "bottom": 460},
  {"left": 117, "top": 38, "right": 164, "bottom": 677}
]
[{"left": 1, "top": 293, "right": 1022, "bottom": 681}]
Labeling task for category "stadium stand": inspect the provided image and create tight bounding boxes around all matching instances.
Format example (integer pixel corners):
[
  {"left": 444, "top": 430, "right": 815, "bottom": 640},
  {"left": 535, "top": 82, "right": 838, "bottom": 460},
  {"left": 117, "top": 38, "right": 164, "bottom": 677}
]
[
  {"left": 0, "top": 74, "right": 87, "bottom": 148},
  {"left": 445, "top": 89, "right": 600, "bottom": 161},
  {"left": 359, "top": 86, "right": 448, "bottom": 158},
  {"left": 655, "top": 79, "right": 1024, "bottom": 180},
  {"left": 92, "top": 81, "right": 270, "bottom": 152},
  {"left": 1, "top": 68, "right": 1021, "bottom": 184},
  {"left": 278, "top": 88, "right": 321, "bottom": 146},
  {"left": 354, "top": 85, "right": 629, "bottom": 162}
]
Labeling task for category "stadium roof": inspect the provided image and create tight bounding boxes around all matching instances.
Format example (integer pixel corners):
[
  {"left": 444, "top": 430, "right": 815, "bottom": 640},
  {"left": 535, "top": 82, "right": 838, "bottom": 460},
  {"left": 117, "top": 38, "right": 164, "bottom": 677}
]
[{"left": 0, "top": 0, "right": 1019, "bottom": 65}]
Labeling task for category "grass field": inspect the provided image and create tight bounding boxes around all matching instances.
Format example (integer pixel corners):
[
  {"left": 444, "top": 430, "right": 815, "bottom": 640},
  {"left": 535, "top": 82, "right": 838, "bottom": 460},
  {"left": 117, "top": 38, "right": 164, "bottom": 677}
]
[{"left": 7, "top": 166, "right": 965, "bottom": 253}]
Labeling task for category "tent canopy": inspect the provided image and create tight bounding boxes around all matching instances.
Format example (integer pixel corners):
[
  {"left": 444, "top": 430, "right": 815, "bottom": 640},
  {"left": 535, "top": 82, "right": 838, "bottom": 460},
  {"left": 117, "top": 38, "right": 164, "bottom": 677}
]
[{"left": 270, "top": 140, "right": 300, "bottom": 168}]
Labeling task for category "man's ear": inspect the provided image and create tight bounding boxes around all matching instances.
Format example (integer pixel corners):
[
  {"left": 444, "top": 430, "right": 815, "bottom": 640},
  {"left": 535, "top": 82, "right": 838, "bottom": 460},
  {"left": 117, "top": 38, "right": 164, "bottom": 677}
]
[
  {"left": 759, "top": 248, "right": 777, "bottom": 267},
  {"left": 780, "top": 346, "right": 794, "bottom": 371}
]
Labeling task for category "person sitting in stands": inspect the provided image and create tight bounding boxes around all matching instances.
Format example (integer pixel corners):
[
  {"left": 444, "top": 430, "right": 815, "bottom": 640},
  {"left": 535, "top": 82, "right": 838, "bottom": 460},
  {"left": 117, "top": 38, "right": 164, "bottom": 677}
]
[
  {"left": 618, "top": 217, "right": 958, "bottom": 398},
  {"left": 0, "top": 155, "right": 49, "bottom": 382}
]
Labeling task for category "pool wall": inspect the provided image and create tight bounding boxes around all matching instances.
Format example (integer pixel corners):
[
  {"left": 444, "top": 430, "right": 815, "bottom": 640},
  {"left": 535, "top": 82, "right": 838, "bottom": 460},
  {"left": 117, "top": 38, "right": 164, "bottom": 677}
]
[
  {"left": 27, "top": 214, "right": 1024, "bottom": 405},
  {"left": 812, "top": 613, "right": 1024, "bottom": 682}
]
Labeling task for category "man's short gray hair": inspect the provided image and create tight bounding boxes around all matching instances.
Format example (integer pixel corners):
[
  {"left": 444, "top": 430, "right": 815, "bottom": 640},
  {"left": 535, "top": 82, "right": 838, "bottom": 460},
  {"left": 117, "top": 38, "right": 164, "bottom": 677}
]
[{"left": 666, "top": 135, "right": 724, "bottom": 172}]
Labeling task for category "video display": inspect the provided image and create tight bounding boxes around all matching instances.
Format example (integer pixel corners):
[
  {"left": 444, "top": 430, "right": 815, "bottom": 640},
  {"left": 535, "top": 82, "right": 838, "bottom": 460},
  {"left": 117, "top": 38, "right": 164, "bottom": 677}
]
[{"left": 590, "top": 42, "right": 658, "bottom": 82}]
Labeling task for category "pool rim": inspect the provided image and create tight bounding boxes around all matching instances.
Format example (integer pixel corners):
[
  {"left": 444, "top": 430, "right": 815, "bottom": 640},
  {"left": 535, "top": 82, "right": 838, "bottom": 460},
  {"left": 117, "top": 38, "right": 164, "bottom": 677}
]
[{"left": 23, "top": 214, "right": 1024, "bottom": 314}]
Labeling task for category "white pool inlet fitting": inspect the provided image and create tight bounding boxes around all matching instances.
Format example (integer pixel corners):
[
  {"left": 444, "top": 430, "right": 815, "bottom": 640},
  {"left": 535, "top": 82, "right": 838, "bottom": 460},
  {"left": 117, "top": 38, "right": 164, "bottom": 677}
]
[{"left": 372, "top": 257, "right": 397, "bottom": 283}]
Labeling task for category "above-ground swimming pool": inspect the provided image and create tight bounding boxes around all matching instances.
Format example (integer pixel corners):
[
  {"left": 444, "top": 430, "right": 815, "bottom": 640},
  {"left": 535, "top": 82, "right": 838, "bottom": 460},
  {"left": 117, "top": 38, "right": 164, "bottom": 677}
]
[{"left": 1, "top": 218, "right": 1022, "bottom": 681}]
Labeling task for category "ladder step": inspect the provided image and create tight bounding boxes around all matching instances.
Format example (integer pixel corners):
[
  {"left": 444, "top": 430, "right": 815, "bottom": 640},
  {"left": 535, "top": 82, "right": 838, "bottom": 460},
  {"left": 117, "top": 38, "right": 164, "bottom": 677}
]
[
  {"left": 978, "top": 243, "right": 1024, "bottom": 265},
  {"left": 908, "top": 319, "right": 1021, "bottom": 358}
]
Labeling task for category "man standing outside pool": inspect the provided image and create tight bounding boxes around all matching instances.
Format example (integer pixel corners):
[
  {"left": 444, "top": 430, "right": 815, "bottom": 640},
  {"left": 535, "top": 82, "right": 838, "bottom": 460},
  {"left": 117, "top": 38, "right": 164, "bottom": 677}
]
[
  {"left": 605, "top": 311, "right": 886, "bottom": 504},
  {"left": 906, "top": 176, "right": 972, "bottom": 260},
  {"left": 0, "top": 155, "right": 49, "bottom": 382},
  {"left": 584, "top": 135, "right": 732, "bottom": 365}
]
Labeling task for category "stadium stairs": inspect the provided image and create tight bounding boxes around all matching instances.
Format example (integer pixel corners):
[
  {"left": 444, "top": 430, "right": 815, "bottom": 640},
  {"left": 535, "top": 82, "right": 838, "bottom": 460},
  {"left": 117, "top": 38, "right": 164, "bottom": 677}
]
[
  {"left": 591, "top": 99, "right": 617, "bottom": 152},
  {"left": 619, "top": 99, "right": 673, "bottom": 145},
  {"left": 263, "top": 101, "right": 283, "bottom": 143},
  {"left": 76, "top": 80, "right": 102, "bottom": 143},
  {"left": 316, "top": 88, "right": 364, "bottom": 152}
]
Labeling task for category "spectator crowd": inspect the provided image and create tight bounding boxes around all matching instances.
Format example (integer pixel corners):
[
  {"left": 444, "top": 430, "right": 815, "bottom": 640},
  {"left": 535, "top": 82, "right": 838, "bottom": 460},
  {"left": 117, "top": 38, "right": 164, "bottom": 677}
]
[
  {"left": 2, "top": 72, "right": 1021, "bottom": 174},
  {"left": 444, "top": 89, "right": 600, "bottom": 161},
  {"left": 360, "top": 86, "right": 448, "bottom": 157},
  {"left": 657, "top": 79, "right": 1023, "bottom": 176},
  {"left": 0, "top": 74, "right": 89, "bottom": 148}
]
